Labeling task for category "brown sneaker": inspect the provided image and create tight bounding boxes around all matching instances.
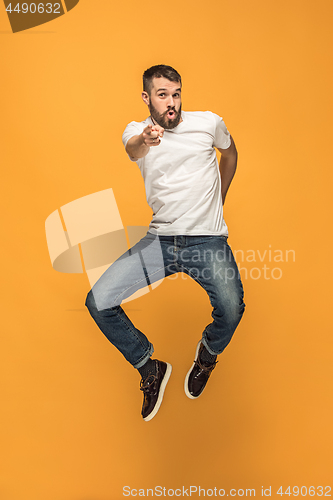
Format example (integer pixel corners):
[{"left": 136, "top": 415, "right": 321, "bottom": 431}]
[
  {"left": 184, "top": 341, "right": 218, "bottom": 399},
  {"left": 140, "top": 360, "right": 172, "bottom": 421}
]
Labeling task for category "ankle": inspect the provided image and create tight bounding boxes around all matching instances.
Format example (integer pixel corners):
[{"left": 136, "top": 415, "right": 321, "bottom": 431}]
[
  {"left": 138, "top": 358, "right": 156, "bottom": 379},
  {"left": 199, "top": 345, "right": 217, "bottom": 365}
]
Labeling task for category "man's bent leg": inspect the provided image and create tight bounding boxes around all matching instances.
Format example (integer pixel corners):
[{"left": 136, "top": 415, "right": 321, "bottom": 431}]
[
  {"left": 182, "top": 236, "right": 245, "bottom": 355},
  {"left": 85, "top": 232, "right": 167, "bottom": 368},
  {"left": 202, "top": 238, "right": 245, "bottom": 355},
  {"left": 180, "top": 235, "right": 245, "bottom": 398}
]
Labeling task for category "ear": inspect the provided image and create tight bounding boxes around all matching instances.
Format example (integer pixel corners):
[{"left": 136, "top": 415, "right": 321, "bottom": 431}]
[{"left": 141, "top": 91, "right": 150, "bottom": 106}]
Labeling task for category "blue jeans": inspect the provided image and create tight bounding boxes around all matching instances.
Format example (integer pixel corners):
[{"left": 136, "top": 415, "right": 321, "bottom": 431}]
[{"left": 85, "top": 232, "right": 245, "bottom": 369}]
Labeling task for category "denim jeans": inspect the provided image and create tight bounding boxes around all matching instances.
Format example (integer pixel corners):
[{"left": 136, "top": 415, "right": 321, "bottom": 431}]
[{"left": 85, "top": 232, "right": 245, "bottom": 369}]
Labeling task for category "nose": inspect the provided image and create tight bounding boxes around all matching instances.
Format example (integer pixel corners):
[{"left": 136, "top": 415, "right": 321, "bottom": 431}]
[{"left": 166, "top": 95, "right": 175, "bottom": 107}]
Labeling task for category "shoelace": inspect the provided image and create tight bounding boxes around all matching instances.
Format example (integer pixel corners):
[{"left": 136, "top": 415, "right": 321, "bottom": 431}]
[
  {"left": 194, "top": 357, "right": 218, "bottom": 373},
  {"left": 140, "top": 373, "right": 158, "bottom": 393}
]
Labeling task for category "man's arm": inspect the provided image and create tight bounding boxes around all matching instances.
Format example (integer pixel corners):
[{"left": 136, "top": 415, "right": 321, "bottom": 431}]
[
  {"left": 126, "top": 124, "right": 164, "bottom": 161},
  {"left": 217, "top": 135, "right": 238, "bottom": 205}
]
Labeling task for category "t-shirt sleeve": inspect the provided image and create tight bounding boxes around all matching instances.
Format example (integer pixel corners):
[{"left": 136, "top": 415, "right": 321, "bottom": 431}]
[
  {"left": 122, "top": 121, "right": 145, "bottom": 162},
  {"left": 211, "top": 112, "right": 231, "bottom": 149},
  {"left": 122, "top": 121, "right": 144, "bottom": 148}
]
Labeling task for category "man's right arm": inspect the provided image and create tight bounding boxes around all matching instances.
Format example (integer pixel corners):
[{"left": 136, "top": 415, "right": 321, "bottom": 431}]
[{"left": 126, "top": 124, "right": 164, "bottom": 161}]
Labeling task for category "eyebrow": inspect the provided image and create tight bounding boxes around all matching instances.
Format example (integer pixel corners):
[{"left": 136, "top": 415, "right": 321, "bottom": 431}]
[{"left": 156, "top": 87, "right": 182, "bottom": 92}]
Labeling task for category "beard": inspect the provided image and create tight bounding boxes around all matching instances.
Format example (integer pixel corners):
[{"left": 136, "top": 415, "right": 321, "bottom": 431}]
[{"left": 149, "top": 102, "right": 182, "bottom": 130}]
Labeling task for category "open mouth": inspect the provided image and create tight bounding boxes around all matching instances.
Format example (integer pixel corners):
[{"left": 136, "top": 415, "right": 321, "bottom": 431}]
[{"left": 167, "top": 110, "right": 176, "bottom": 119}]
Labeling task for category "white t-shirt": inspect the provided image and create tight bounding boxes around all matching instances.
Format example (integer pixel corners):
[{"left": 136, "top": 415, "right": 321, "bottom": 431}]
[{"left": 122, "top": 111, "right": 231, "bottom": 236}]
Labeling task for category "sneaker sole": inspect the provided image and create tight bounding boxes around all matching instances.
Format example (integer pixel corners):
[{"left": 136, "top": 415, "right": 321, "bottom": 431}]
[
  {"left": 143, "top": 362, "right": 172, "bottom": 422},
  {"left": 184, "top": 341, "right": 202, "bottom": 399}
]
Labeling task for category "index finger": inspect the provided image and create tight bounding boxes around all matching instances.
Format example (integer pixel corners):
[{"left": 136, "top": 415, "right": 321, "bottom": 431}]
[{"left": 144, "top": 124, "right": 153, "bottom": 134}]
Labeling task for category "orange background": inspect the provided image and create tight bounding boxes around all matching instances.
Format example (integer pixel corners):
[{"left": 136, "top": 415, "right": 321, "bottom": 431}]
[{"left": 1, "top": 1, "right": 333, "bottom": 499}]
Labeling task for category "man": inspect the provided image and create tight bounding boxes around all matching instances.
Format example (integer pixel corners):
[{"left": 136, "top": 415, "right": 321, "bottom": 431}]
[{"left": 85, "top": 65, "right": 245, "bottom": 422}]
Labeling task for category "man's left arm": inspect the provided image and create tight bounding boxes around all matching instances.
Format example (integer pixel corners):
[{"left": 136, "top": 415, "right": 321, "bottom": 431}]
[{"left": 217, "top": 135, "right": 238, "bottom": 205}]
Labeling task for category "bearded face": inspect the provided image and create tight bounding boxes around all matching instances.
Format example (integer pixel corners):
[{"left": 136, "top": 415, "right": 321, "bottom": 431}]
[
  {"left": 149, "top": 101, "right": 182, "bottom": 130},
  {"left": 144, "top": 77, "right": 183, "bottom": 130}
]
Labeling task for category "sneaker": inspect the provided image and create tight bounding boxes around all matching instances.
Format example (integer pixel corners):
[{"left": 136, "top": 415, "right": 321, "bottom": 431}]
[
  {"left": 140, "top": 359, "right": 172, "bottom": 421},
  {"left": 184, "top": 341, "right": 218, "bottom": 399}
]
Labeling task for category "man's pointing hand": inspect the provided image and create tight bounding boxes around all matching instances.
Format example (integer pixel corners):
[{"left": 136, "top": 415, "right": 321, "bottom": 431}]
[
  {"left": 125, "top": 123, "right": 164, "bottom": 160},
  {"left": 143, "top": 124, "right": 164, "bottom": 146}
]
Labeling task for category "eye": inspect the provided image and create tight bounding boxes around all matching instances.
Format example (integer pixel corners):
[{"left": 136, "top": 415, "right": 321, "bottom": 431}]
[
  {"left": 158, "top": 93, "right": 165, "bottom": 97},
  {"left": 173, "top": 93, "right": 180, "bottom": 97}
]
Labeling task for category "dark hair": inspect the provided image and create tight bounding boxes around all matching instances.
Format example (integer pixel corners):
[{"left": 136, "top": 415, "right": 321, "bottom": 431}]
[{"left": 143, "top": 64, "right": 182, "bottom": 95}]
